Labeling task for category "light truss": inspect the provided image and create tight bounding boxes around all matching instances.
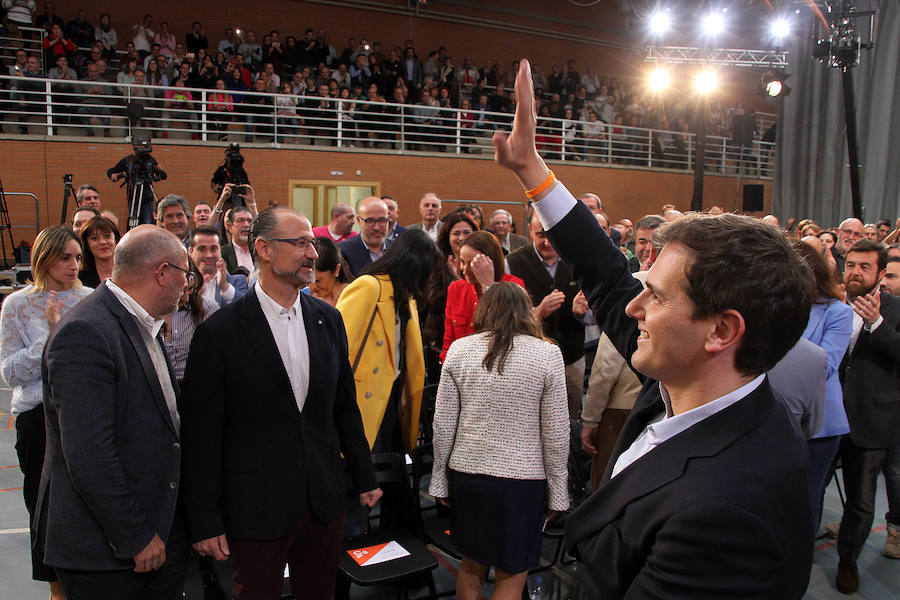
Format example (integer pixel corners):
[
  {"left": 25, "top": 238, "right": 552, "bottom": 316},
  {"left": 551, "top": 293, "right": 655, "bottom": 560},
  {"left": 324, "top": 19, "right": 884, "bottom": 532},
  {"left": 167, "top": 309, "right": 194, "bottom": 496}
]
[{"left": 645, "top": 46, "right": 789, "bottom": 68}]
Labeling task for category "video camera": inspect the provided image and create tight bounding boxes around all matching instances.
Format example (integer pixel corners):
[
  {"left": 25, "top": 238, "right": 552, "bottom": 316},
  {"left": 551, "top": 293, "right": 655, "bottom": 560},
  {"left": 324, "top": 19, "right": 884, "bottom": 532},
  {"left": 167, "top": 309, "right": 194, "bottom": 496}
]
[
  {"left": 131, "top": 134, "right": 160, "bottom": 182},
  {"left": 213, "top": 143, "right": 251, "bottom": 205}
]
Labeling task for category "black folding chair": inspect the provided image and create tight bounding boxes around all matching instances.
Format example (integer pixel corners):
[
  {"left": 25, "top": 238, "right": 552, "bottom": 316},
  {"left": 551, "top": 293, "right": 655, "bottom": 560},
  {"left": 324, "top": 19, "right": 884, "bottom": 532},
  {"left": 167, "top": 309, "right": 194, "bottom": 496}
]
[{"left": 337, "top": 452, "right": 438, "bottom": 600}]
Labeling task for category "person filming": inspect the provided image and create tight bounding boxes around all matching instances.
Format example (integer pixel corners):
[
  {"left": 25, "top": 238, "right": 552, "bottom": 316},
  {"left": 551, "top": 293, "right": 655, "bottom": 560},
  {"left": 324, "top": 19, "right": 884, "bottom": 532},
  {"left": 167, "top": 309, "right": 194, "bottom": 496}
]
[{"left": 107, "top": 137, "right": 167, "bottom": 228}]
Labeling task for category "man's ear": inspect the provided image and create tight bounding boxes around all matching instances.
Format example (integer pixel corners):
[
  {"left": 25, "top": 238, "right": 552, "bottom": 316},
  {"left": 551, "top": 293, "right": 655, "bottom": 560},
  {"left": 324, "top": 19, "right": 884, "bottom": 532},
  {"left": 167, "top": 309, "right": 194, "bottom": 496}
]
[{"left": 704, "top": 308, "right": 745, "bottom": 354}]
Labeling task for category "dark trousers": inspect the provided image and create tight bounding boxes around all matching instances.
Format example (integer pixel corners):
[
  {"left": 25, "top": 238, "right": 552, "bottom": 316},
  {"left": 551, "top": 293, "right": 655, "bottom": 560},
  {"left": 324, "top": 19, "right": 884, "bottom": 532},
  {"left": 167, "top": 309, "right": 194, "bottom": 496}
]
[
  {"left": 229, "top": 511, "right": 346, "bottom": 600},
  {"left": 56, "top": 517, "right": 189, "bottom": 600},
  {"left": 808, "top": 435, "right": 841, "bottom": 530},
  {"left": 884, "top": 444, "right": 900, "bottom": 526},
  {"left": 14, "top": 404, "right": 56, "bottom": 582},
  {"left": 837, "top": 436, "right": 887, "bottom": 562}
]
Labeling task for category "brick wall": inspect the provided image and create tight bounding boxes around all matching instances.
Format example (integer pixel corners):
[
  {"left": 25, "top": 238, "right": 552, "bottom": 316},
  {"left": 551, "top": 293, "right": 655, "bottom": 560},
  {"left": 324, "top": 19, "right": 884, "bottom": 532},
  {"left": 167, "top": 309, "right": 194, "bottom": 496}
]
[{"left": 0, "top": 138, "right": 770, "bottom": 259}]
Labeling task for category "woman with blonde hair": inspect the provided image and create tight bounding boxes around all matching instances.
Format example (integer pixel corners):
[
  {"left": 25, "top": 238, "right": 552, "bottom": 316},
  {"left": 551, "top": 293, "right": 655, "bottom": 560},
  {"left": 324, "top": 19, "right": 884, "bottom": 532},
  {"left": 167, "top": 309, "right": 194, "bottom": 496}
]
[
  {"left": 1, "top": 226, "right": 93, "bottom": 600},
  {"left": 430, "top": 282, "right": 570, "bottom": 600}
]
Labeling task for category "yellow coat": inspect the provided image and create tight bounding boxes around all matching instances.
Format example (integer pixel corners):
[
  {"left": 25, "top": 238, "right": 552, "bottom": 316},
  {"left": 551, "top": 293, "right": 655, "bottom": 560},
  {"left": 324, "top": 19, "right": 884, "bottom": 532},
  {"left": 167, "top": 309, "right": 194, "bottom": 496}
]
[{"left": 336, "top": 274, "right": 425, "bottom": 452}]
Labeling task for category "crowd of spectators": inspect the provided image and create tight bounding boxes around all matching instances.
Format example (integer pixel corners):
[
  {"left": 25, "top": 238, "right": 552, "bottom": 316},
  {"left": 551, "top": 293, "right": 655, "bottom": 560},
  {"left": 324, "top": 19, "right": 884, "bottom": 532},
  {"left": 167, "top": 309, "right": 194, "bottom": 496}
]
[{"left": 1, "top": 4, "right": 769, "bottom": 159}]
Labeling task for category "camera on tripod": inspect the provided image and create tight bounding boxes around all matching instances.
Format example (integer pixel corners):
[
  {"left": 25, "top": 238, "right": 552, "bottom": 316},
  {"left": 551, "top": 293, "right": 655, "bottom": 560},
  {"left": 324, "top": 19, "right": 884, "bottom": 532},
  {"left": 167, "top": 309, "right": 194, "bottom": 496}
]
[
  {"left": 132, "top": 134, "right": 160, "bottom": 183},
  {"left": 212, "top": 143, "right": 251, "bottom": 207}
]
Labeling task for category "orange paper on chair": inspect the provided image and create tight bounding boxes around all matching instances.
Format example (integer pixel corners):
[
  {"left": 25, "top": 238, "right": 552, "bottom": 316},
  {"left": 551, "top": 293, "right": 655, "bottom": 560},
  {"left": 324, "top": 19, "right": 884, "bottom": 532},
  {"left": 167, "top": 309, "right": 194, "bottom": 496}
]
[{"left": 347, "top": 540, "right": 410, "bottom": 566}]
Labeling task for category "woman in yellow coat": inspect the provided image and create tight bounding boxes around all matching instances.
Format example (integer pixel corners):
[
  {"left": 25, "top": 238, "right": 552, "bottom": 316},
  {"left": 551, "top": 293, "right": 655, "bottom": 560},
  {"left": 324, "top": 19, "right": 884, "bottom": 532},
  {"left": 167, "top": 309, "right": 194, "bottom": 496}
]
[{"left": 336, "top": 229, "right": 441, "bottom": 454}]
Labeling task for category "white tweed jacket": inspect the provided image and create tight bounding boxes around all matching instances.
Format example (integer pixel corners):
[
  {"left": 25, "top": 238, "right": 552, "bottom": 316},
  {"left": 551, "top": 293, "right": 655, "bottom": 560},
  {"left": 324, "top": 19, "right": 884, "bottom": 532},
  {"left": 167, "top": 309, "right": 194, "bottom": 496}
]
[{"left": 429, "top": 332, "right": 570, "bottom": 511}]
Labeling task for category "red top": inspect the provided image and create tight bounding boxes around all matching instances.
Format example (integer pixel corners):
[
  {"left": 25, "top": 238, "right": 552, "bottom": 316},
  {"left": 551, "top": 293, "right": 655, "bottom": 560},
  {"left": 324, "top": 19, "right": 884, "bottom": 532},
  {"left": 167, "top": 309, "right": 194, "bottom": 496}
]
[
  {"left": 312, "top": 225, "right": 358, "bottom": 243},
  {"left": 441, "top": 272, "right": 525, "bottom": 362}
]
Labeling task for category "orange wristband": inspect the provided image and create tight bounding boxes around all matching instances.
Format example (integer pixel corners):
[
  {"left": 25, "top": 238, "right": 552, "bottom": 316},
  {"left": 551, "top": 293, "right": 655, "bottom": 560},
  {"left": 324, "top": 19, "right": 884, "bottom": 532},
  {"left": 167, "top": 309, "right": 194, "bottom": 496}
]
[{"left": 525, "top": 171, "right": 556, "bottom": 199}]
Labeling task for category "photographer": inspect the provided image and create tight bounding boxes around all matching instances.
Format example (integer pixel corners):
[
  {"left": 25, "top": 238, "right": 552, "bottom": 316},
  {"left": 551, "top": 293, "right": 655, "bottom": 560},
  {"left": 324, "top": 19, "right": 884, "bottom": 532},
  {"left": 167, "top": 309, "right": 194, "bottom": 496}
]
[
  {"left": 208, "top": 182, "right": 258, "bottom": 229},
  {"left": 210, "top": 143, "right": 250, "bottom": 199},
  {"left": 106, "top": 139, "right": 167, "bottom": 227}
]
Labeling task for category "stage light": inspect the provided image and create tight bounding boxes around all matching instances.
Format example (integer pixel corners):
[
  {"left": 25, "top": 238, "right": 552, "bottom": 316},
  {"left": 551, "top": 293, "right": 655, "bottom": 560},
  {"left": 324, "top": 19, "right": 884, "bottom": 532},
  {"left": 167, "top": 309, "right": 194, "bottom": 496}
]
[
  {"left": 702, "top": 12, "right": 725, "bottom": 36},
  {"left": 771, "top": 18, "right": 791, "bottom": 39},
  {"left": 649, "top": 10, "right": 671, "bottom": 35},
  {"left": 760, "top": 70, "right": 791, "bottom": 98},
  {"left": 694, "top": 71, "right": 718, "bottom": 94},
  {"left": 648, "top": 68, "right": 670, "bottom": 91}
]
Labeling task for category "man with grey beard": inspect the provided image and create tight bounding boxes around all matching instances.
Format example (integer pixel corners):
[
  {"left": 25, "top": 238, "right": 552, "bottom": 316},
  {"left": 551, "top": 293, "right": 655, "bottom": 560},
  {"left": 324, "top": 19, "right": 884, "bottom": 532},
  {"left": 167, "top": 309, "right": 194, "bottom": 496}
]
[{"left": 180, "top": 207, "right": 379, "bottom": 599}]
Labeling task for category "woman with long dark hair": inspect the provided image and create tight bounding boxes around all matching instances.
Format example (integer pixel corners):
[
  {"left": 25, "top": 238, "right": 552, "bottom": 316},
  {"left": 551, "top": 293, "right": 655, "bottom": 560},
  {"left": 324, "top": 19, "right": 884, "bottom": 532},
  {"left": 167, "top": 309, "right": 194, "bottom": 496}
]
[
  {"left": 78, "top": 215, "right": 120, "bottom": 288},
  {"left": 795, "top": 239, "right": 853, "bottom": 530},
  {"left": 441, "top": 231, "right": 524, "bottom": 361},
  {"left": 430, "top": 282, "right": 569, "bottom": 600},
  {"left": 1, "top": 226, "right": 92, "bottom": 600},
  {"left": 161, "top": 258, "right": 215, "bottom": 385},
  {"left": 309, "top": 237, "right": 353, "bottom": 306},
  {"left": 336, "top": 230, "right": 440, "bottom": 530}
]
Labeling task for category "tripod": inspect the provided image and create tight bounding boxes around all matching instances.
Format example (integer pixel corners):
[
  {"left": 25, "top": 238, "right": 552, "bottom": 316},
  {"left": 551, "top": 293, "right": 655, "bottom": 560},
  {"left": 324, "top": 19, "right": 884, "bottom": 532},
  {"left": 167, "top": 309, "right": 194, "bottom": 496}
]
[
  {"left": 127, "top": 178, "right": 158, "bottom": 231},
  {"left": 60, "top": 174, "right": 75, "bottom": 225},
  {"left": 0, "top": 175, "right": 15, "bottom": 269}
]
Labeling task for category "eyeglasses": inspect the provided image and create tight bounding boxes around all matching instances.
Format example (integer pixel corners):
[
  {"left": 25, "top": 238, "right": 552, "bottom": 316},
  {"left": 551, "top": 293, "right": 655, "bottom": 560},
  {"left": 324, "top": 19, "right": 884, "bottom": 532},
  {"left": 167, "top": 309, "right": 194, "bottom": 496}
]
[
  {"left": 360, "top": 217, "right": 389, "bottom": 226},
  {"left": 156, "top": 262, "right": 197, "bottom": 286},
  {"left": 268, "top": 236, "right": 320, "bottom": 251}
]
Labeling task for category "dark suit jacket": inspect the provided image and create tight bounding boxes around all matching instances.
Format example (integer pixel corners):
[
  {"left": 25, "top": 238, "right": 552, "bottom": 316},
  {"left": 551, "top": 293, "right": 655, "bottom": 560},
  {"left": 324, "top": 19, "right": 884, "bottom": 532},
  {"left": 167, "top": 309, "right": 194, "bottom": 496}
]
[
  {"left": 840, "top": 292, "right": 900, "bottom": 448},
  {"left": 338, "top": 234, "right": 377, "bottom": 278},
  {"left": 386, "top": 224, "right": 407, "bottom": 245},
  {"left": 507, "top": 243, "right": 584, "bottom": 364},
  {"left": 221, "top": 243, "right": 238, "bottom": 274},
  {"left": 180, "top": 288, "right": 377, "bottom": 542},
  {"left": 545, "top": 201, "right": 812, "bottom": 599},
  {"left": 36, "top": 283, "right": 182, "bottom": 570}
]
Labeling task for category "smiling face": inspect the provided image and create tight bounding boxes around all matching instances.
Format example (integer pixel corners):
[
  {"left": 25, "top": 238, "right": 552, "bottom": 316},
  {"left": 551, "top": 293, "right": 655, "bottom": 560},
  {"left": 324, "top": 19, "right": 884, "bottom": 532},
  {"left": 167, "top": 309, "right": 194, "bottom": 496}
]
[
  {"left": 624, "top": 243, "right": 710, "bottom": 386},
  {"left": 266, "top": 212, "right": 318, "bottom": 286},
  {"left": 189, "top": 232, "right": 222, "bottom": 276},
  {"left": 47, "top": 239, "right": 83, "bottom": 291},
  {"left": 160, "top": 205, "right": 188, "bottom": 240},
  {"left": 87, "top": 230, "right": 116, "bottom": 262},
  {"left": 449, "top": 220, "right": 474, "bottom": 258}
]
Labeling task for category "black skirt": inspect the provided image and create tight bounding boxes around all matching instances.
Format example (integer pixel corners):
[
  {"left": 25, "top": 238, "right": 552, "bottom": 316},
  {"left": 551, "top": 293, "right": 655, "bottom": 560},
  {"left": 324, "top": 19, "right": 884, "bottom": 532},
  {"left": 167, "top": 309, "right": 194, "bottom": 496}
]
[{"left": 449, "top": 469, "right": 546, "bottom": 574}]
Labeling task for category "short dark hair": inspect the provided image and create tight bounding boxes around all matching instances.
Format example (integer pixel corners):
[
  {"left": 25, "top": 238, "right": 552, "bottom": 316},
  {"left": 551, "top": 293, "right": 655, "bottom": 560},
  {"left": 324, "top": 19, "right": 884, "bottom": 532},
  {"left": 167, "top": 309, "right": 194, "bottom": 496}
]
[
  {"left": 248, "top": 206, "right": 295, "bottom": 267},
  {"left": 190, "top": 225, "right": 221, "bottom": 246},
  {"left": 436, "top": 212, "right": 478, "bottom": 258},
  {"left": 635, "top": 214, "right": 666, "bottom": 232},
  {"left": 314, "top": 237, "right": 354, "bottom": 283},
  {"left": 654, "top": 213, "right": 813, "bottom": 376},
  {"left": 847, "top": 239, "right": 887, "bottom": 270},
  {"left": 877, "top": 219, "right": 892, "bottom": 229},
  {"left": 226, "top": 205, "right": 252, "bottom": 224}
]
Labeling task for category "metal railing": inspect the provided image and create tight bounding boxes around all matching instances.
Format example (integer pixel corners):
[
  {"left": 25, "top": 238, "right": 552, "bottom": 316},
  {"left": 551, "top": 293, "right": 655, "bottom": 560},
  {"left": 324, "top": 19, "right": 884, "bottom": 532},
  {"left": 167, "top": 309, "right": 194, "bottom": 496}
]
[
  {"left": 0, "top": 75, "right": 775, "bottom": 178},
  {"left": 1, "top": 27, "right": 49, "bottom": 71}
]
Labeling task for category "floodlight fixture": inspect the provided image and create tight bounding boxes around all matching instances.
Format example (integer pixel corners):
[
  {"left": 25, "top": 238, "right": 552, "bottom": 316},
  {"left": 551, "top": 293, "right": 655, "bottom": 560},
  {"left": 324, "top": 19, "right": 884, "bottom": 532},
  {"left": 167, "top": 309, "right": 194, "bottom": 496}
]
[
  {"left": 649, "top": 10, "right": 671, "bottom": 35},
  {"left": 760, "top": 70, "right": 791, "bottom": 98},
  {"left": 771, "top": 18, "right": 791, "bottom": 39},
  {"left": 648, "top": 68, "right": 670, "bottom": 91},
  {"left": 694, "top": 70, "right": 718, "bottom": 94},
  {"left": 702, "top": 12, "right": 725, "bottom": 36}
]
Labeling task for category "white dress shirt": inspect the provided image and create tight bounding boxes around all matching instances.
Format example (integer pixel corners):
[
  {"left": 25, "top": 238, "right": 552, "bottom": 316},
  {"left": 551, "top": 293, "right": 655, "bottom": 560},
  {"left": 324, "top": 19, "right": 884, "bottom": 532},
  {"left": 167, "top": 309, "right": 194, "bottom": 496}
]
[
  {"left": 255, "top": 284, "right": 310, "bottom": 411},
  {"left": 423, "top": 222, "right": 440, "bottom": 241},
  {"left": 848, "top": 304, "right": 883, "bottom": 354},
  {"left": 611, "top": 375, "right": 765, "bottom": 478},
  {"left": 234, "top": 243, "right": 254, "bottom": 273},
  {"left": 201, "top": 278, "right": 234, "bottom": 305}
]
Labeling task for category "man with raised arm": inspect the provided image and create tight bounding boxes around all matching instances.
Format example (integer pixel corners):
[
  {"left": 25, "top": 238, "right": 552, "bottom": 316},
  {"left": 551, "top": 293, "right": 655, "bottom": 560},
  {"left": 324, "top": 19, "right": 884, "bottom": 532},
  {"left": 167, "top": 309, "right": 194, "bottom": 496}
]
[{"left": 492, "top": 59, "right": 815, "bottom": 599}]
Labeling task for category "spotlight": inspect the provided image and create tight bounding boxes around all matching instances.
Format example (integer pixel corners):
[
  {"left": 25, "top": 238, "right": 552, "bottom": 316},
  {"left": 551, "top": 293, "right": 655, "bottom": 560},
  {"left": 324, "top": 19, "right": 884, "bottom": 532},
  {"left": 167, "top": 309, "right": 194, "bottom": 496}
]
[
  {"left": 648, "top": 68, "right": 670, "bottom": 91},
  {"left": 649, "top": 10, "right": 671, "bottom": 35},
  {"left": 694, "top": 71, "right": 718, "bottom": 94},
  {"left": 770, "top": 18, "right": 791, "bottom": 39},
  {"left": 760, "top": 70, "right": 791, "bottom": 98},
  {"left": 702, "top": 12, "right": 725, "bottom": 36}
]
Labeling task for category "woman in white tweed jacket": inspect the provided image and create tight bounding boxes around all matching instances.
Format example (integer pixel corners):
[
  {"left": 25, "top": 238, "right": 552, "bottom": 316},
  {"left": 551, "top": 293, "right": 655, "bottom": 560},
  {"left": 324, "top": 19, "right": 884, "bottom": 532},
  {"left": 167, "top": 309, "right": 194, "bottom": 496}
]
[{"left": 429, "top": 282, "right": 569, "bottom": 600}]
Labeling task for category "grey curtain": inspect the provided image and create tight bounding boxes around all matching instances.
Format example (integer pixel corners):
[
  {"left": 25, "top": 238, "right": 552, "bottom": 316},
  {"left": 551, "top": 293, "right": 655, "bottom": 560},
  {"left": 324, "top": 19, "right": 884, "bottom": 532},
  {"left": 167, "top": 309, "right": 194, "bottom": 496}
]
[{"left": 774, "top": 0, "right": 900, "bottom": 226}]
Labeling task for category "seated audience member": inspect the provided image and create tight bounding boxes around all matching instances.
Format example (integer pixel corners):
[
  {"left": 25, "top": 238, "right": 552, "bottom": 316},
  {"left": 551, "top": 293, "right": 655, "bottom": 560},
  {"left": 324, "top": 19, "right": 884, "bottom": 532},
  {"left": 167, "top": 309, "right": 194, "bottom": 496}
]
[
  {"left": 220, "top": 205, "right": 255, "bottom": 274},
  {"left": 338, "top": 196, "right": 390, "bottom": 276},
  {"left": 189, "top": 226, "right": 249, "bottom": 308},
  {"left": 162, "top": 259, "right": 217, "bottom": 384},
  {"left": 76, "top": 184, "right": 101, "bottom": 210},
  {"left": 181, "top": 207, "right": 379, "bottom": 600},
  {"left": 430, "top": 282, "right": 569, "bottom": 600},
  {"left": 441, "top": 231, "right": 524, "bottom": 361},
  {"left": 508, "top": 210, "right": 585, "bottom": 419},
  {"left": 309, "top": 237, "right": 353, "bottom": 306},
  {"left": 407, "top": 192, "right": 442, "bottom": 240},
  {"left": 1, "top": 226, "right": 93, "bottom": 600},
  {"left": 489, "top": 208, "right": 527, "bottom": 254},
  {"left": 336, "top": 230, "right": 440, "bottom": 532},
  {"left": 312, "top": 203, "right": 357, "bottom": 242},
  {"left": 72, "top": 206, "right": 101, "bottom": 232},
  {"left": 494, "top": 60, "right": 815, "bottom": 598},
  {"left": 156, "top": 194, "right": 191, "bottom": 246},
  {"left": 79, "top": 216, "right": 120, "bottom": 287},
  {"left": 192, "top": 202, "right": 212, "bottom": 230}
]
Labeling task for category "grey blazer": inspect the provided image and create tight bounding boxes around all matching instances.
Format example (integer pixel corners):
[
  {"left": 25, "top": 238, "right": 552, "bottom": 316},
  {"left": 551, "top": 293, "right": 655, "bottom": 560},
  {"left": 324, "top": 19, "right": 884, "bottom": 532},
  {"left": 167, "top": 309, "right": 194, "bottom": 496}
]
[
  {"left": 36, "top": 283, "right": 182, "bottom": 570},
  {"left": 407, "top": 221, "right": 442, "bottom": 237},
  {"left": 767, "top": 337, "right": 827, "bottom": 438}
]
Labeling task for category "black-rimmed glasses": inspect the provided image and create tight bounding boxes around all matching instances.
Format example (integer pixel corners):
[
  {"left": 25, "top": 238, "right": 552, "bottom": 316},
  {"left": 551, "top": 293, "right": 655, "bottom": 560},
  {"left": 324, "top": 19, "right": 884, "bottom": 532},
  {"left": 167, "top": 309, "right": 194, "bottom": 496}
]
[
  {"left": 157, "top": 262, "right": 197, "bottom": 286},
  {"left": 267, "top": 236, "right": 320, "bottom": 251}
]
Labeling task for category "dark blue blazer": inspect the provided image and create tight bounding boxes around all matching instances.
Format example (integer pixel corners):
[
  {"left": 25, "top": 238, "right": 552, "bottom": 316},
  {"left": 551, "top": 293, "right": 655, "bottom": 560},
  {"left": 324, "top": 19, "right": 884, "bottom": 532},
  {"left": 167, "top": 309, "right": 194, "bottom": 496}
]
[
  {"left": 180, "top": 287, "right": 376, "bottom": 542},
  {"left": 386, "top": 224, "right": 407, "bottom": 245},
  {"left": 214, "top": 272, "right": 250, "bottom": 307},
  {"left": 547, "top": 201, "right": 813, "bottom": 599},
  {"left": 338, "top": 234, "right": 377, "bottom": 277},
  {"left": 37, "top": 283, "right": 182, "bottom": 570}
]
